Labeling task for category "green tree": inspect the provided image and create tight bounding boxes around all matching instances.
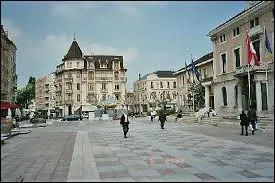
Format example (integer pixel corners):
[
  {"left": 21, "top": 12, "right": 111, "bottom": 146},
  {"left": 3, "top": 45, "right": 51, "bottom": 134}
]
[
  {"left": 187, "top": 82, "right": 205, "bottom": 111},
  {"left": 16, "top": 76, "right": 36, "bottom": 108}
]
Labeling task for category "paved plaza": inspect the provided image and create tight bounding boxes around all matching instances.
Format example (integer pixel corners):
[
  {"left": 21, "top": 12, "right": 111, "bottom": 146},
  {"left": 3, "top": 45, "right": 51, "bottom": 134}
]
[{"left": 1, "top": 118, "right": 274, "bottom": 182}]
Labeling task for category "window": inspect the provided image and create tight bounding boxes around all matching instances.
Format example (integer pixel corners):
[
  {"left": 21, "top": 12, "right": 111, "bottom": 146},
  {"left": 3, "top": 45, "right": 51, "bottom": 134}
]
[
  {"left": 160, "top": 82, "right": 163, "bottom": 88},
  {"left": 233, "top": 27, "right": 240, "bottom": 37},
  {"left": 88, "top": 71, "right": 94, "bottom": 80},
  {"left": 77, "top": 83, "right": 80, "bottom": 90},
  {"left": 77, "top": 94, "right": 80, "bottom": 102},
  {"left": 220, "top": 34, "right": 226, "bottom": 43},
  {"left": 252, "top": 40, "right": 260, "bottom": 61},
  {"left": 221, "top": 53, "right": 226, "bottom": 73},
  {"left": 167, "top": 82, "right": 170, "bottom": 88},
  {"left": 68, "top": 73, "right": 72, "bottom": 78},
  {"left": 234, "top": 85, "right": 238, "bottom": 107},
  {"left": 250, "top": 17, "right": 259, "bottom": 29},
  {"left": 70, "top": 62, "right": 72, "bottom": 68},
  {"left": 102, "top": 83, "right": 106, "bottom": 90},
  {"left": 88, "top": 83, "right": 94, "bottom": 91},
  {"left": 115, "top": 94, "right": 119, "bottom": 100},
  {"left": 77, "top": 62, "right": 79, "bottom": 67},
  {"left": 114, "top": 71, "right": 119, "bottom": 80},
  {"left": 115, "top": 85, "right": 119, "bottom": 90},
  {"left": 222, "top": 87, "right": 227, "bottom": 106},
  {"left": 77, "top": 73, "right": 80, "bottom": 78},
  {"left": 151, "top": 82, "right": 154, "bottom": 89},
  {"left": 173, "top": 82, "right": 176, "bottom": 89},
  {"left": 234, "top": 48, "right": 240, "bottom": 68},
  {"left": 102, "top": 94, "right": 106, "bottom": 101},
  {"left": 203, "top": 68, "right": 207, "bottom": 79}
]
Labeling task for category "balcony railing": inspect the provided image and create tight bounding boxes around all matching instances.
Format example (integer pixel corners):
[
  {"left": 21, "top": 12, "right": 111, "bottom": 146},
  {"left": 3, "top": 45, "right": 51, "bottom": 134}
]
[
  {"left": 65, "top": 100, "right": 73, "bottom": 104},
  {"left": 65, "top": 77, "right": 73, "bottom": 81},
  {"left": 249, "top": 25, "right": 263, "bottom": 37},
  {"left": 65, "top": 89, "right": 73, "bottom": 93},
  {"left": 95, "top": 77, "right": 113, "bottom": 81}
]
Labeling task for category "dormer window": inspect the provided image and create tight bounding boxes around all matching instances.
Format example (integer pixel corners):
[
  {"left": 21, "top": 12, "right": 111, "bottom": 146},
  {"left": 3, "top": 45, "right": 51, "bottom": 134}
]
[{"left": 100, "top": 64, "right": 107, "bottom": 68}]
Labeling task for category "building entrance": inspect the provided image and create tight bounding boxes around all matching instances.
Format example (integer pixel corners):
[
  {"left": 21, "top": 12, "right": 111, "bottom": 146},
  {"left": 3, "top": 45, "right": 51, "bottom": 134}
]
[{"left": 240, "top": 75, "right": 256, "bottom": 109}]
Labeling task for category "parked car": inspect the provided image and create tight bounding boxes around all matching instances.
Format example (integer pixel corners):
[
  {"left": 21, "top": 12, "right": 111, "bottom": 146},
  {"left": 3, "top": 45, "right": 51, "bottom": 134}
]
[
  {"left": 62, "top": 114, "right": 83, "bottom": 121},
  {"left": 30, "top": 117, "right": 46, "bottom": 124}
]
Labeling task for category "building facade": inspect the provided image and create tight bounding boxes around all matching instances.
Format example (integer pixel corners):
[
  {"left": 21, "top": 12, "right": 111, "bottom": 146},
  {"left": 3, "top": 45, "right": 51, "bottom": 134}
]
[
  {"left": 35, "top": 73, "right": 56, "bottom": 118},
  {"left": 133, "top": 71, "right": 177, "bottom": 114},
  {"left": 174, "top": 53, "right": 214, "bottom": 110},
  {"left": 55, "top": 38, "right": 127, "bottom": 117},
  {"left": 1, "top": 25, "right": 17, "bottom": 103},
  {"left": 208, "top": 1, "right": 274, "bottom": 117}
]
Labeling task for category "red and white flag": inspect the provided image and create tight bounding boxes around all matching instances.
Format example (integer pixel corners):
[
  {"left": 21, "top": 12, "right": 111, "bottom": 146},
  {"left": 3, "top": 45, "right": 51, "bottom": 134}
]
[{"left": 246, "top": 30, "right": 259, "bottom": 66}]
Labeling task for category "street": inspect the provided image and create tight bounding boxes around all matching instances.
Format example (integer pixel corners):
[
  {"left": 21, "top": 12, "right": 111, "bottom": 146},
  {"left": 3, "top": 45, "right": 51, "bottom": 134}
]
[{"left": 1, "top": 118, "right": 274, "bottom": 182}]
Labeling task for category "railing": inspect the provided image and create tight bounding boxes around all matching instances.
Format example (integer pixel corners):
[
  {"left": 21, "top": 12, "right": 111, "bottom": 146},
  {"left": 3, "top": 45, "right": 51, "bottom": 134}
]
[
  {"left": 95, "top": 77, "right": 113, "bottom": 80},
  {"left": 65, "top": 77, "right": 73, "bottom": 81},
  {"left": 65, "top": 100, "right": 74, "bottom": 104},
  {"left": 65, "top": 89, "right": 73, "bottom": 93}
]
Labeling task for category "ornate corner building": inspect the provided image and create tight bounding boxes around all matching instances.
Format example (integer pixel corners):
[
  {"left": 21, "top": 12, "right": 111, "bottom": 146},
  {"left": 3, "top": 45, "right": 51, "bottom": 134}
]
[{"left": 54, "top": 37, "right": 127, "bottom": 117}]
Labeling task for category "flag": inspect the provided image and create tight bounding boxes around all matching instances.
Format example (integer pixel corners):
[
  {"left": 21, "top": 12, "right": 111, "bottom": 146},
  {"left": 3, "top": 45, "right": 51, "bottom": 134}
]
[
  {"left": 246, "top": 30, "right": 260, "bottom": 66},
  {"left": 265, "top": 27, "right": 273, "bottom": 61},
  {"left": 185, "top": 61, "right": 190, "bottom": 83},
  {"left": 191, "top": 59, "right": 201, "bottom": 81}
]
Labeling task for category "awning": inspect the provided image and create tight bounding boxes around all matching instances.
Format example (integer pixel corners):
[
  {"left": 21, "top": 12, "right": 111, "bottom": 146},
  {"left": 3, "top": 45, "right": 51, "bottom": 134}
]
[{"left": 0, "top": 102, "right": 19, "bottom": 110}]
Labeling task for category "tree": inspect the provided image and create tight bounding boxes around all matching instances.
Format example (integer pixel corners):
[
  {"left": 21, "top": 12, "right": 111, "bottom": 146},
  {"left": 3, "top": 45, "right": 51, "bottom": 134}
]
[
  {"left": 187, "top": 82, "right": 205, "bottom": 111},
  {"left": 16, "top": 76, "right": 36, "bottom": 108}
]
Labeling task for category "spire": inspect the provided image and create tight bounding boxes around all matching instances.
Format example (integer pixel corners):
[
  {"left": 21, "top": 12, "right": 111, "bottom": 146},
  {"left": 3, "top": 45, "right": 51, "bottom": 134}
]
[
  {"left": 63, "top": 35, "right": 83, "bottom": 60},
  {"left": 73, "top": 33, "right": 76, "bottom": 41}
]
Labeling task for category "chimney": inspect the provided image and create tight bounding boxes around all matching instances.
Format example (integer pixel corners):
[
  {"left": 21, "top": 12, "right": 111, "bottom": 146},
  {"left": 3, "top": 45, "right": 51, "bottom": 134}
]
[{"left": 138, "top": 74, "right": 141, "bottom": 80}]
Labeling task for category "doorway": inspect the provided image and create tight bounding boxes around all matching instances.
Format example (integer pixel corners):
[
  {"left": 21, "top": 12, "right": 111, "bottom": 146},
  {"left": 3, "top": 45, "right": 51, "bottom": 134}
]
[{"left": 68, "top": 105, "right": 72, "bottom": 115}]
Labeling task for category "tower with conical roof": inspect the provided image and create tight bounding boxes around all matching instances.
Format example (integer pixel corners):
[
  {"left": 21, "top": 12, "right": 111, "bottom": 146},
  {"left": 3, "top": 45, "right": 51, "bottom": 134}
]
[{"left": 63, "top": 34, "right": 83, "bottom": 61}]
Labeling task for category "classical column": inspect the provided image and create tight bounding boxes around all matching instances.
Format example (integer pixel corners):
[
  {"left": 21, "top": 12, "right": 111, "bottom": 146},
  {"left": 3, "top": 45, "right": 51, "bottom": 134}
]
[
  {"left": 255, "top": 81, "right": 262, "bottom": 112},
  {"left": 204, "top": 85, "right": 210, "bottom": 108},
  {"left": 237, "top": 85, "right": 242, "bottom": 112}
]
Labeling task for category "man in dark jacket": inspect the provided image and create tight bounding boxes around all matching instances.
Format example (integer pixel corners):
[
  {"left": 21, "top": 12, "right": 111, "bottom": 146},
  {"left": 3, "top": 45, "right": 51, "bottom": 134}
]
[
  {"left": 158, "top": 110, "right": 167, "bottom": 129},
  {"left": 240, "top": 110, "right": 249, "bottom": 136},
  {"left": 120, "top": 114, "right": 129, "bottom": 138},
  {"left": 247, "top": 106, "right": 257, "bottom": 135}
]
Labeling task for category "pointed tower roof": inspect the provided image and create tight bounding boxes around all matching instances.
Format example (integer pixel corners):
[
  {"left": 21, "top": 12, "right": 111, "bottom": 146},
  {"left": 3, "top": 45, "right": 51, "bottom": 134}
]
[{"left": 64, "top": 35, "right": 83, "bottom": 60}]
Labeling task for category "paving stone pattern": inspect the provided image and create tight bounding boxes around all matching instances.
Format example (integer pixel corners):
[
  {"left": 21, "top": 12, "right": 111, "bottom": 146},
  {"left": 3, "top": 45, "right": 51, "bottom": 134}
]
[{"left": 1, "top": 118, "right": 274, "bottom": 182}]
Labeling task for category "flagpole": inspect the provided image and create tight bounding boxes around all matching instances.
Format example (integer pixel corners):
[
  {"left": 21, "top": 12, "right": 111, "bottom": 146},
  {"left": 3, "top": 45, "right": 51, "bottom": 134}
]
[
  {"left": 191, "top": 54, "right": 195, "bottom": 112},
  {"left": 247, "top": 64, "right": 251, "bottom": 107},
  {"left": 264, "top": 26, "right": 269, "bottom": 110}
]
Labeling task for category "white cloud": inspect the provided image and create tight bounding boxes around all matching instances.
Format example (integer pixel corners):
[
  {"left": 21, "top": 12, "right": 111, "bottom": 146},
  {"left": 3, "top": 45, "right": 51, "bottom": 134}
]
[{"left": 1, "top": 18, "right": 23, "bottom": 43}]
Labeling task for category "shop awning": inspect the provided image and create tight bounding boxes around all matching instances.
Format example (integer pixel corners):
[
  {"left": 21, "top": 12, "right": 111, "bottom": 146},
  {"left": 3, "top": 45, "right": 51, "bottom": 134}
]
[{"left": 0, "top": 102, "right": 19, "bottom": 110}]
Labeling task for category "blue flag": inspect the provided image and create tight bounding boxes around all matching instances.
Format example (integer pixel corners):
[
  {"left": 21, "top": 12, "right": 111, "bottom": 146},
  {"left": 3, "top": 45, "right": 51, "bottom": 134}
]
[
  {"left": 191, "top": 59, "right": 201, "bottom": 81},
  {"left": 265, "top": 27, "right": 273, "bottom": 61}
]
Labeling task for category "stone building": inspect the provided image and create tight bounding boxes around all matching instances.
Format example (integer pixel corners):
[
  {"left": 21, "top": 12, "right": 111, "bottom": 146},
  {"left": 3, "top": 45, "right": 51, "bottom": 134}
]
[
  {"left": 133, "top": 71, "right": 177, "bottom": 114},
  {"left": 35, "top": 73, "right": 56, "bottom": 118},
  {"left": 1, "top": 25, "right": 17, "bottom": 103},
  {"left": 174, "top": 52, "right": 214, "bottom": 110},
  {"left": 55, "top": 37, "right": 127, "bottom": 117},
  {"left": 207, "top": 1, "right": 274, "bottom": 117}
]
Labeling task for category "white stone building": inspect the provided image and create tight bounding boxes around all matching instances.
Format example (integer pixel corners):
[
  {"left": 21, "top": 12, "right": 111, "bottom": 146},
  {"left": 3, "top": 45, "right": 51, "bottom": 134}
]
[
  {"left": 133, "top": 71, "right": 177, "bottom": 115},
  {"left": 55, "top": 37, "right": 127, "bottom": 117}
]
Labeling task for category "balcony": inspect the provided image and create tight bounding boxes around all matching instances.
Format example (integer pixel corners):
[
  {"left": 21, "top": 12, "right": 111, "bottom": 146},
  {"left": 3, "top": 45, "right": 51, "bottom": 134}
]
[
  {"left": 96, "top": 77, "right": 113, "bottom": 81},
  {"left": 65, "top": 77, "right": 73, "bottom": 82},
  {"left": 65, "top": 89, "right": 73, "bottom": 93},
  {"left": 201, "top": 76, "right": 213, "bottom": 83},
  {"left": 249, "top": 25, "right": 263, "bottom": 37},
  {"left": 101, "top": 88, "right": 108, "bottom": 93}
]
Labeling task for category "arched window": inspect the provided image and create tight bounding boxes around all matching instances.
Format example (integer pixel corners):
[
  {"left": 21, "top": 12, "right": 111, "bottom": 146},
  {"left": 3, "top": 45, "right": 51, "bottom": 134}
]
[
  {"left": 234, "top": 85, "right": 238, "bottom": 107},
  {"left": 222, "top": 87, "right": 227, "bottom": 106}
]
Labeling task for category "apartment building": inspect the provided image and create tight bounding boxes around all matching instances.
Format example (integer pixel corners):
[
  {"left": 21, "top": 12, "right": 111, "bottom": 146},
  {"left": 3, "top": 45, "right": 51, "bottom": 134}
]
[
  {"left": 174, "top": 52, "right": 214, "bottom": 109},
  {"left": 207, "top": 1, "right": 274, "bottom": 116},
  {"left": 133, "top": 71, "right": 177, "bottom": 114},
  {"left": 1, "top": 25, "right": 17, "bottom": 103},
  {"left": 35, "top": 73, "right": 56, "bottom": 118},
  {"left": 55, "top": 37, "right": 127, "bottom": 117},
  {"left": 125, "top": 90, "right": 134, "bottom": 113}
]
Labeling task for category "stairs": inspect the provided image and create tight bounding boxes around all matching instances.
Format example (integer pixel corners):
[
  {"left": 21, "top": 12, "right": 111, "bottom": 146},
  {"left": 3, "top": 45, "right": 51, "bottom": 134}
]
[{"left": 174, "top": 108, "right": 198, "bottom": 124}]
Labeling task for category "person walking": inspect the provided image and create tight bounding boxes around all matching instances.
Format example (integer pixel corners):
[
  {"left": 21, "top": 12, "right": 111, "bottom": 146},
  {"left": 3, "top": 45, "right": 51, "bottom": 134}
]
[
  {"left": 240, "top": 110, "right": 249, "bottom": 136},
  {"left": 120, "top": 114, "right": 129, "bottom": 138},
  {"left": 158, "top": 110, "right": 167, "bottom": 129},
  {"left": 247, "top": 106, "right": 257, "bottom": 135}
]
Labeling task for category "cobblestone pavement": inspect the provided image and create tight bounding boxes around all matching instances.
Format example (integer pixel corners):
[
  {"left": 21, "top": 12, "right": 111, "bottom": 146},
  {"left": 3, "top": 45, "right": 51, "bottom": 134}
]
[{"left": 1, "top": 118, "right": 274, "bottom": 182}]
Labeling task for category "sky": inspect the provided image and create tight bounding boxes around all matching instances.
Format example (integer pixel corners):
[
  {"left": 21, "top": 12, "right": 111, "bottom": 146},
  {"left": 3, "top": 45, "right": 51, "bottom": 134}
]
[{"left": 1, "top": 1, "right": 246, "bottom": 90}]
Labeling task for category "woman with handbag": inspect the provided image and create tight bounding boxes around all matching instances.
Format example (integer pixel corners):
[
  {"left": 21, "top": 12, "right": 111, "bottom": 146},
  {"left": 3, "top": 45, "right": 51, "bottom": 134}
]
[{"left": 240, "top": 110, "right": 249, "bottom": 136}]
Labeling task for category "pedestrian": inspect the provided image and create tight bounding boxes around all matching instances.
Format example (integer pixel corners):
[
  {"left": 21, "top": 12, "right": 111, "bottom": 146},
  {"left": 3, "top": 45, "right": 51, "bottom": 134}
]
[
  {"left": 120, "top": 114, "right": 129, "bottom": 138},
  {"left": 150, "top": 111, "right": 154, "bottom": 122},
  {"left": 15, "top": 115, "right": 20, "bottom": 128},
  {"left": 240, "top": 110, "right": 249, "bottom": 136},
  {"left": 247, "top": 106, "right": 257, "bottom": 135},
  {"left": 158, "top": 110, "right": 167, "bottom": 129}
]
